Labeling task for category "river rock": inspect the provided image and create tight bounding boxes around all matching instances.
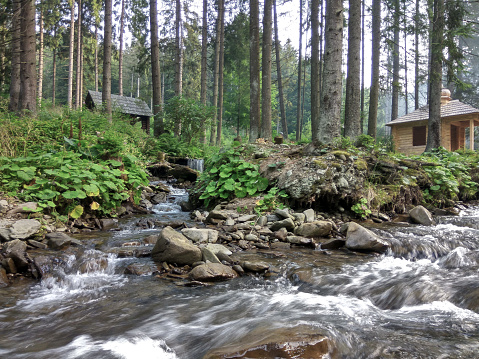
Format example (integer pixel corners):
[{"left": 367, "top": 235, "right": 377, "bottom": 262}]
[
  {"left": 318, "top": 237, "right": 346, "bottom": 250},
  {"left": 100, "top": 218, "right": 119, "bottom": 230},
  {"left": 2, "top": 239, "right": 28, "bottom": 270},
  {"left": 274, "top": 227, "right": 288, "bottom": 241},
  {"left": 124, "top": 263, "right": 157, "bottom": 276},
  {"left": 241, "top": 261, "right": 269, "bottom": 272},
  {"left": 0, "top": 200, "right": 9, "bottom": 213},
  {"left": 0, "top": 266, "right": 9, "bottom": 287},
  {"left": 274, "top": 208, "right": 291, "bottom": 219},
  {"left": 203, "top": 325, "right": 332, "bottom": 359},
  {"left": 286, "top": 235, "right": 313, "bottom": 246},
  {"left": 181, "top": 228, "right": 218, "bottom": 243},
  {"left": 237, "top": 214, "right": 257, "bottom": 223},
  {"left": 270, "top": 218, "right": 295, "bottom": 231},
  {"left": 294, "top": 221, "right": 332, "bottom": 238},
  {"left": 2, "top": 257, "right": 17, "bottom": 273},
  {"left": 303, "top": 209, "right": 315, "bottom": 223},
  {"left": 169, "top": 164, "right": 199, "bottom": 182},
  {"left": 46, "top": 232, "right": 74, "bottom": 249},
  {"left": 8, "top": 219, "right": 41, "bottom": 240},
  {"left": 257, "top": 216, "right": 268, "bottom": 226},
  {"left": 292, "top": 213, "right": 306, "bottom": 224},
  {"left": 152, "top": 226, "right": 202, "bottom": 265},
  {"left": 409, "top": 205, "right": 435, "bottom": 226},
  {"left": 189, "top": 263, "right": 238, "bottom": 282},
  {"left": 201, "top": 247, "right": 221, "bottom": 264},
  {"left": 345, "top": 222, "right": 389, "bottom": 253},
  {"left": 206, "top": 210, "right": 230, "bottom": 222},
  {"left": 6, "top": 202, "right": 38, "bottom": 215},
  {"left": 205, "top": 244, "right": 233, "bottom": 256},
  {"left": 150, "top": 193, "right": 168, "bottom": 204},
  {"left": 244, "top": 234, "right": 258, "bottom": 242}
]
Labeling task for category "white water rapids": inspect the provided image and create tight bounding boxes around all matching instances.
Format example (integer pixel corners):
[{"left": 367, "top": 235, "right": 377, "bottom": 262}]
[{"left": 1, "top": 194, "right": 479, "bottom": 358}]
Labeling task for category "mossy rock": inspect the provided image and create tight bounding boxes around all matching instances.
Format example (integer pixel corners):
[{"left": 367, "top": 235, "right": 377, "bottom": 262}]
[{"left": 354, "top": 159, "right": 368, "bottom": 171}]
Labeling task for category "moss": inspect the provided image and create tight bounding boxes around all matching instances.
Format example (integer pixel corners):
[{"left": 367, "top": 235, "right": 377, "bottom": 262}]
[
  {"left": 354, "top": 159, "right": 368, "bottom": 171},
  {"left": 331, "top": 150, "right": 351, "bottom": 158},
  {"left": 313, "top": 159, "right": 328, "bottom": 169}
]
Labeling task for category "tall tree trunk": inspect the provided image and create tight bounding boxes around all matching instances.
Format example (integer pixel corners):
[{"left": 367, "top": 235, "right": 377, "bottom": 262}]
[
  {"left": 403, "top": 0, "right": 409, "bottom": 114},
  {"left": 150, "top": 0, "right": 163, "bottom": 136},
  {"left": 67, "top": 0, "right": 75, "bottom": 109},
  {"left": 249, "top": 0, "right": 261, "bottom": 142},
  {"left": 296, "top": 0, "right": 303, "bottom": 142},
  {"left": 95, "top": 24, "right": 98, "bottom": 92},
  {"left": 175, "top": 0, "right": 183, "bottom": 97},
  {"left": 210, "top": 2, "right": 222, "bottom": 145},
  {"left": 52, "top": 46, "right": 57, "bottom": 106},
  {"left": 119, "top": 0, "right": 125, "bottom": 96},
  {"left": 38, "top": 6, "right": 44, "bottom": 105},
  {"left": 368, "top": 0, "right": 381, "bottom": 138},
  {"left": 19, "top": 0, "right": 37, "bottom": 113},
  {"left": 310, "top": 0, "right": 320, "bottom": 144},
  {"left": 425, "top": 0, "right": 445, "bottom": 151},
  {"left": 273, "top": 0, "right": 287, "bottom": 138},
  {"left": 344, "top": 0, "right": 361, "bottom": 140},
  {"left": 103, "top": 0, "right": 113, "bottom": 121},
  {"left": 216, "top": 0, "right": 225, "bottom": 145},
  {"left": 391, "top": 0, "right": 400, "bottom": 122},
  {"left": 317, "top": 0, "right": 343, "bottom": 145},
  {"left": 360, "top": 0, "right": 365, "bottom": 133},
  {"left": 261, "top": 0, "right": 273, "bottom": 140},
  {"left": 75, "top": 0, "right": 82, "bottom": 109},
  {"left": 9, "top": 0, "right": 21, "bottom": 112},
  {"left": 200, "top": 0, "right": 208, "bottom": 143},
  {"left": 415, "top": 0, "right": 420, "bottom": 109}
]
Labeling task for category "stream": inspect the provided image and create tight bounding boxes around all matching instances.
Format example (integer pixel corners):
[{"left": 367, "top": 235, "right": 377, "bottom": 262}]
[{"left": 1, "top": 185, "right": 479, "bottom": 358}]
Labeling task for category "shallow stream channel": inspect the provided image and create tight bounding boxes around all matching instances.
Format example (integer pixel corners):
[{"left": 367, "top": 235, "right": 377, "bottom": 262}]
[{"left": 1, "top": 184, "right": 479, "bottom": 358}]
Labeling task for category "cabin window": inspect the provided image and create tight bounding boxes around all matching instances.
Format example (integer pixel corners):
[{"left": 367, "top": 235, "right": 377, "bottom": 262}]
[{"left": 413, "top": 126, "right": 426, "bottom": 146}]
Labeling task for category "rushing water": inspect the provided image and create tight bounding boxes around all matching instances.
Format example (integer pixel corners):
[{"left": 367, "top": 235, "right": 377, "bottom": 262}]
[{"left": 1, "top": 193, "right": 479, "bottom": 358}]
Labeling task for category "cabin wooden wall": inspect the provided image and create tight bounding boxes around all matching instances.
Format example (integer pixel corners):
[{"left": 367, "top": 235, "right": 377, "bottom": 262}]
[{"left": 390, "top": 120, "right": 428, "bottom": 155}]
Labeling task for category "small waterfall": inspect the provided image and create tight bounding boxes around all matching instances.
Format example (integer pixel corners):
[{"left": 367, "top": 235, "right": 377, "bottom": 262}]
[{"left": 187, "top": 158, "right": 204, "bottom": 172}]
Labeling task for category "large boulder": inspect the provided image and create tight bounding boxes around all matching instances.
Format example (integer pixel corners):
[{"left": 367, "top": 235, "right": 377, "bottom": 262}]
[
  {"left": 294, "top": 221, "right": 332, "bottom": 238},
  {"left": 0, "top": 266, "right": 9, "bottom": 287},
  {"left": 46, "top": 232, "right": 75, "bottom": 250},
  {"left": 181, "top": 228, "right": 218, "bottom": 243},
  {"left": 203, "top": 326, "right": 333, "bottom": 359},
  {"left": 345, "top": 222, "right": 389, "bottom": 253},
  {"left": 169, "top": 164, "right": 199, "bottom": 182},
  {"left": 189, "top": 263, "right": 238, "bottom": 282},
  {"left": 1, "top": 239, "right": 29, "bottom": 270},
  {"left": 152, "top": 226, "right": 202, "bottom": 266},
  {"left": 409, "top": 205, "right": 435, "bottom": 226},
  {"left": 9, "top": 219, "right": 41, "bottom": 240}
]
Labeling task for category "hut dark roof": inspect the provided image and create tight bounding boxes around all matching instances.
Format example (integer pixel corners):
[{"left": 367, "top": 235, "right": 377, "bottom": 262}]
[
  {"left": 386, "top": 100, "right": 479, "bottom": 126},
  {"left": 86, "top": 90, "right": 153, "bottom": 117}
]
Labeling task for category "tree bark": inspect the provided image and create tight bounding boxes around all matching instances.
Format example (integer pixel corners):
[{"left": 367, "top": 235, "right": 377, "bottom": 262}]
[
  {"left": 103, "top": 0, "right": 113, "bottom": 121},
  {"left": 9, "top": 0, "right": 21, "bottom": 112},
  {"left": 95, "top": 24, "right": 98, "bottom": 92},
  {"left": 261, "top": 0, "right": 273, "bottom": 140},
  {"left": 150, "top": 0, "right": 163, "bottom": 136},
  {"left": 38, "top": 6, "right": 44, "bottom": 105},
  {"left": 316, "top": 0, "right": 343, "bottom": 145},
  {"left": 273, "top": 0, "right": 288, "bottom": 139},
  {"left": 210, "top": 1, "right": 222, "bottom": 145},
  {"left": 425, "top": 0, "right": 445, "bottom": 152},
  {"left": 175, "top": 0, "right": 183, "bottom": 97},
  {"left": 360, "top": 0, "right": 365, "bottom": 133},
  {"left": 310, "top": 0, "right": 320, "bottom": 144},
  {"left": 296, "top": 0, "right": 303, "bottom": 142},
  {"left": 249, "top": 0, "right": 261, "bottom": 142},
  {"left": 391, "top": 0, "right": 400, "bottom": 122},
  {"left": 200, "top": 0, "right": 208, "bottom": 143},
  {"left": 119, "top": 0, "right": 125, "bottom": 97},
  {"left": 52, "top": 46, "right": 57, "bottom": 106},
  {"left": 75, "top": 0, "right": 82, "bottom": 109},
  {"left": 216, "top": 0, "right": 225, "bottom": 145},
  {"left": 67, "top": 0, "right": 75, "bottom": 109},
  {"left": 415, "top": 0, "right": 420, "bottom": 109},
  {"left": 368, "top": 0, "right": 381, "bottom": 138},
  {"left": 344, "top": 0, "right": 361, "bottom": 140},
  {"left": 19, "top": 0, "right": 37, "bottom": 113}
]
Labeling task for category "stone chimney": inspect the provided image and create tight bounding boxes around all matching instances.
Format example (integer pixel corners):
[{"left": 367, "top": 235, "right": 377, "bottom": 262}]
[{"left": 441, "top": 88, "right": 452, "bottom": 105}]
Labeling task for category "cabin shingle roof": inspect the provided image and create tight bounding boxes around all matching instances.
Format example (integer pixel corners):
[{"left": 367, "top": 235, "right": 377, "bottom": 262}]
[
  {"left": 86, "top": 90, "right": 153, "bottom": 117},
  {"left": 386, "top": 100, "right": 479, "bottom": 126}
]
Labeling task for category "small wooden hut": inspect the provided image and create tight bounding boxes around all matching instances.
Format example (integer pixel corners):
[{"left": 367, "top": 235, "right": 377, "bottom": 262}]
[
  {"left": 386, "top": 89, "right": 479, "bottom": 155},
  {"left": 85, "top": 90, "right": 153, "bottom": 133}
]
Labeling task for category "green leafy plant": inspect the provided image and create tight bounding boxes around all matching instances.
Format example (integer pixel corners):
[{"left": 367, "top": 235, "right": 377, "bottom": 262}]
[
  {"left": 195, "top": 148, "right": 269, "bottom": 208},
  {"left": 254, "top": 187, "right": 288, "bottom": 215},
  {"left": 351, "top": 198, "right": 372, "bottom": 219}
]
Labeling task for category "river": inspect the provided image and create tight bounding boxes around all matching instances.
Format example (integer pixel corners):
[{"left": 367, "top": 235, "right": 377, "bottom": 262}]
[{"left": 1, "top": 186, "right": 478, "bottom": 358}]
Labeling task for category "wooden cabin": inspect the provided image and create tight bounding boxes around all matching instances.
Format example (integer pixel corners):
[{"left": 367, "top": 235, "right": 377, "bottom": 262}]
[
  {"left": 85, "top": 90, "right": 153, "bottom": 133},
  {"left": 386, "top": 89, "right": 479, "bottom": 155}
]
